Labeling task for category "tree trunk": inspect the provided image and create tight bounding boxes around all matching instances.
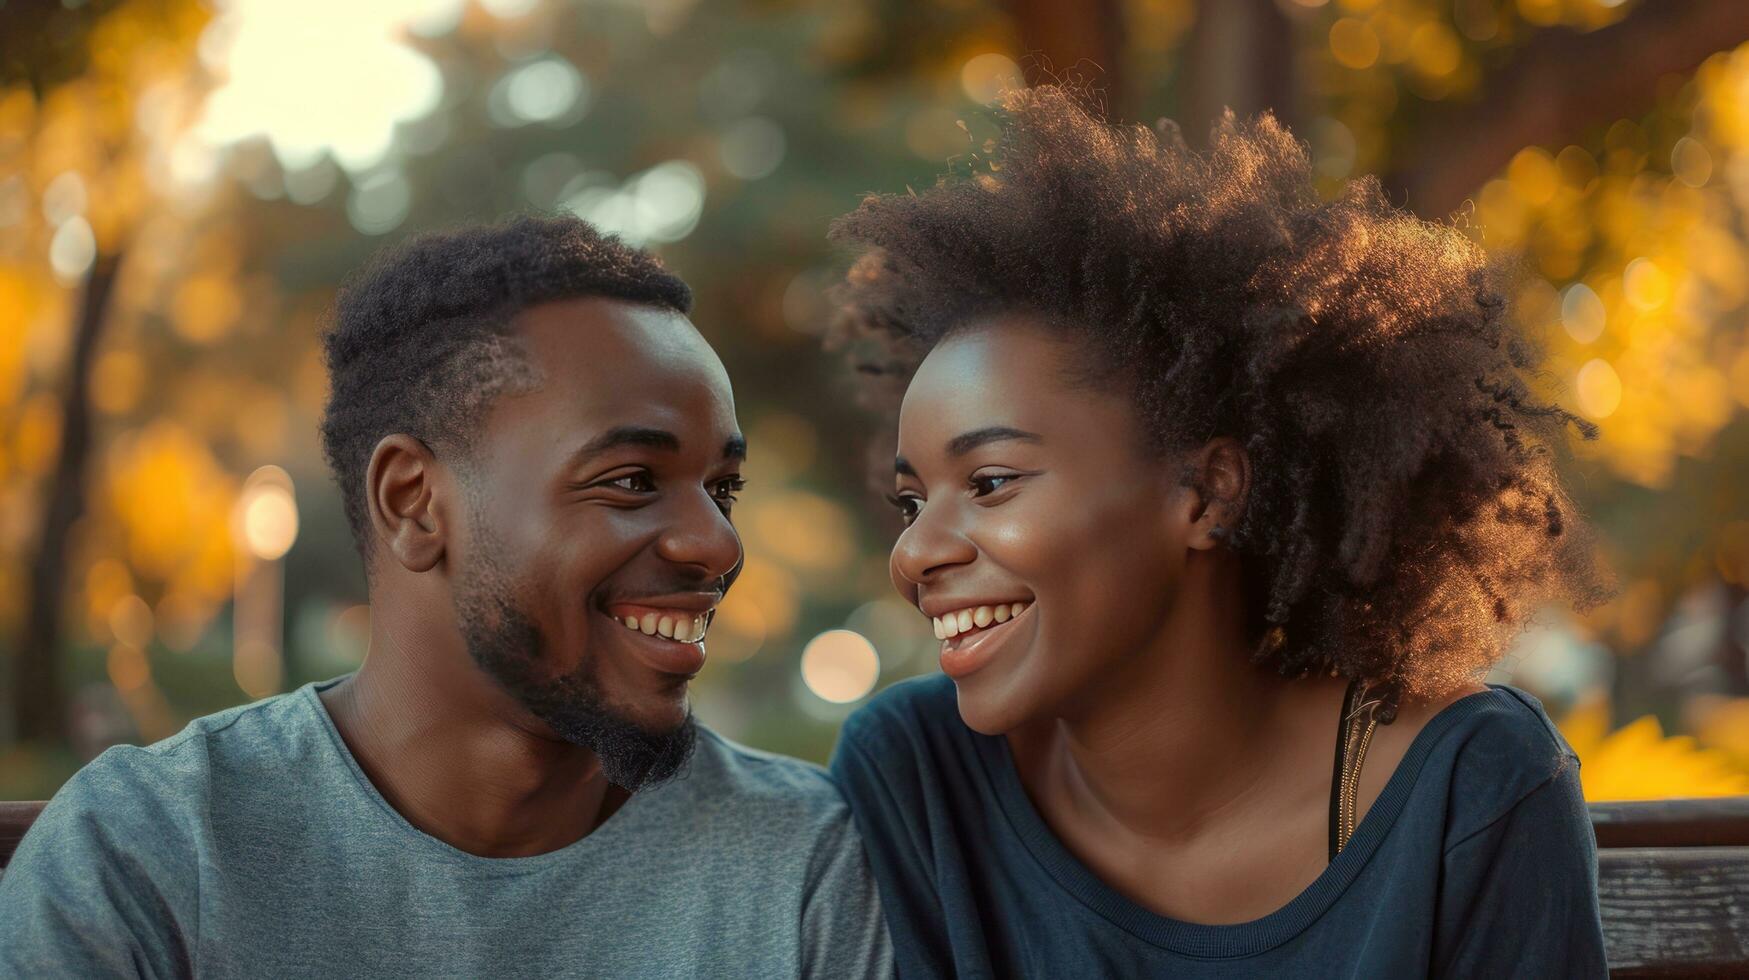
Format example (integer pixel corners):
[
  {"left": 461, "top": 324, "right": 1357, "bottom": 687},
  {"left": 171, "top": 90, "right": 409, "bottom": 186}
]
[
  {"left": 1001, "top": 0, "right": 1126, "bottom": 115},
  {"left": 1386, "top": 0, "right": 1749, "bottom": 217},
  {"left": 1178, "top": 0, "right": 1298, "bottom": 145},
  {"left": 14, "top": 250, "right": 120, "bottom": 744}
]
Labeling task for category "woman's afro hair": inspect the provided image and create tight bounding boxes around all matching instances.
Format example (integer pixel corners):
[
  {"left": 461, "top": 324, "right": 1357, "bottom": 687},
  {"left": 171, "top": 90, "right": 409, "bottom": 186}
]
[{"left": 829, "top": 86, "right": 1611, "bottom": 706}]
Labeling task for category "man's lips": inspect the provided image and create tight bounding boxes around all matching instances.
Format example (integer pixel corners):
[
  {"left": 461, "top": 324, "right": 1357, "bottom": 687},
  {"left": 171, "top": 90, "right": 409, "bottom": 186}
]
[
  {"left": 602, "top": 592, "right": 720, "bottom": 642},
  {"left": 596, "top": 606, "right": 710, "bottom": 677},
  {"left": 598, "top": 592, "right": 720, "bottom": 676}
]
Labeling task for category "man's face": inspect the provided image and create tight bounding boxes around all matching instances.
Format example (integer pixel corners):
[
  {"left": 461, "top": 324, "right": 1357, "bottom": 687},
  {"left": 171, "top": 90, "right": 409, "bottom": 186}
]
[{"left": 450, "top": 297, "right": 744, "bottom": 790}]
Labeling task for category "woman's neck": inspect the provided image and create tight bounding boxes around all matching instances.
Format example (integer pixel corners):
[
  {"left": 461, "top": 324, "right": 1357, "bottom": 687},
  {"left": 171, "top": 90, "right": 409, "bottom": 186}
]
[{"left": 1013, "top": 569, "right": 1345, "bottom": 847}]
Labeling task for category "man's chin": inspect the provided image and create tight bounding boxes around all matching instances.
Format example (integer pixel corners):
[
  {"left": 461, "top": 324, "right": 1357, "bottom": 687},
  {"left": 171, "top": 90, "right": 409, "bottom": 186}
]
[
  {"left": 453, "top": 584, "right": 698, "bottom": 791},
  {"left": 589, "top": 709, "right": 698, "bottom": 792}
]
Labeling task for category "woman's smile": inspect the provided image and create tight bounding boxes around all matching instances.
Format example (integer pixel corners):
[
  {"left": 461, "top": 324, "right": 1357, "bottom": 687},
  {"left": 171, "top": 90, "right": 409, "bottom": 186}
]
[{"left": 926, "top": 600, "right": 1036, "bottom": 678}]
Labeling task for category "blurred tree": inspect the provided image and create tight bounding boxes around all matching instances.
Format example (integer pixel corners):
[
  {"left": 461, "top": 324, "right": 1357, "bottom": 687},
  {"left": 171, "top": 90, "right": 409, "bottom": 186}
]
[
  {"left": 833, "top": 0, "right": 1749, "bottom": 727},
  {"left": 1, "top": 0, "right": 209, "bottom": 744},
  {"left": 4, "top": 0, "right": 1749, "bottom": 788}
]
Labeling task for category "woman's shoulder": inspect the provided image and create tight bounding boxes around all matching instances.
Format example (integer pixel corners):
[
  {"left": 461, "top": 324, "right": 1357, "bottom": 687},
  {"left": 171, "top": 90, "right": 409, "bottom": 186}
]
[
  {"left": 840, "top": 673, "right": 962, "bottom": 746},
  {"left": 832, "top": 673, "right": 985, "bottom": 795},
  {"left": 1420, "top": 684, "right": 1584, "bottom": 842},
  {"left": 1441, "top": 684, "right": 1578, "bottom": 771}
]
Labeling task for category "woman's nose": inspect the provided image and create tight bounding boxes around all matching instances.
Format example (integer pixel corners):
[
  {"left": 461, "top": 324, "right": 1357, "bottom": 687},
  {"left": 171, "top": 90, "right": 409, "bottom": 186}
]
[{"left": 889, "top": 500, "right": 978, "bottom": 586}]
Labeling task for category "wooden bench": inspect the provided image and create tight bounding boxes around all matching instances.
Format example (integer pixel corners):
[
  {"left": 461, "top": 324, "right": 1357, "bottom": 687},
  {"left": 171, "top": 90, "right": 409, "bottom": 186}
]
[
  {"left": 1589, "top": 797, "right": 1749, "bottom": 977},
  {"left": 3, "top": 796, "right": 1746, "bottom": 973}
]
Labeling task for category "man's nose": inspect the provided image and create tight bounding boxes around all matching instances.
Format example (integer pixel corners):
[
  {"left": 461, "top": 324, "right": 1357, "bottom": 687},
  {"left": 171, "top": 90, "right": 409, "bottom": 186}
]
[{"left": 653, "top": 489, "right": 743, "bottom": 579}]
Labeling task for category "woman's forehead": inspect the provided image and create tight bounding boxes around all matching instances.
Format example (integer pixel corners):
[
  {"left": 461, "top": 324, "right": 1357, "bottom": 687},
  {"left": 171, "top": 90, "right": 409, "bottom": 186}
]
[{"left": 897, "top": 321, "right": 1137, "bottom": 457}]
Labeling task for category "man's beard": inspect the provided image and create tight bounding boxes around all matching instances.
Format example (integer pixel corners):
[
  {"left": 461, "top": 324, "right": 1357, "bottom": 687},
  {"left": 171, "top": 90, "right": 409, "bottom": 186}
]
[{"left": 452, "top": 552, "right": 696, "bottom": 793}]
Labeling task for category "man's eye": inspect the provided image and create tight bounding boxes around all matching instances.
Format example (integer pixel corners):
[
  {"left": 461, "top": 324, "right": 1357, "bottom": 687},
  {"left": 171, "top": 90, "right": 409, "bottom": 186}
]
[
  {"left": 885, "top": 493, "right": 921, "bottom": 525},
  {"left": 602, "top": 472, "right": 656, "bottom": 493},
  {"left": 712, "top": 477, "right": 747, "bottom": 505}
]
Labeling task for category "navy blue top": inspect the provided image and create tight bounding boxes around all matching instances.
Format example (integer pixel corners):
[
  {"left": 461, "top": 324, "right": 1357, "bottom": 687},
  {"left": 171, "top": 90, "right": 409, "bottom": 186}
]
[{"left": 830, "top": 675, "right": 1606, "bottom": 978}]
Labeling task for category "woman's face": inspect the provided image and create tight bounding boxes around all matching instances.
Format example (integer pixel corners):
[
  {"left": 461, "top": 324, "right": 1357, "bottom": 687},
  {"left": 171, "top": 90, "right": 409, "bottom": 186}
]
[{"left": 890, "top": 317, "right": 1207, "bottom": 734}]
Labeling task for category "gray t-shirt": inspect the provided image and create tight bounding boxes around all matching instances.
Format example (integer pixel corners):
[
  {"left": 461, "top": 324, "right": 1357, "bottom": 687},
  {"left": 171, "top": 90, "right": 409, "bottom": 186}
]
[{"left": 0, "top": 678, "right": 892, "bottom": 978}]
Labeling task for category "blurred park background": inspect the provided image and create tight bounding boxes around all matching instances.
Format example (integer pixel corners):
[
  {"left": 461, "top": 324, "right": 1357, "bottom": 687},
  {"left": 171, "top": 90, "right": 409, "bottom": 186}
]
[{"left": 2, "top": 0, "right": 1749, "bottom": 801}]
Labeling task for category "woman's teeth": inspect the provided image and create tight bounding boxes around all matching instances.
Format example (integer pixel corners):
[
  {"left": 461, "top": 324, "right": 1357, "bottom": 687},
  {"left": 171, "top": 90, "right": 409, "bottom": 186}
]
[
  {"left": 622, "top": 612, "right": 708, "bottom": 643},
  {"left": 932, "top": 602, "right": 1030, "bottom": 640}
]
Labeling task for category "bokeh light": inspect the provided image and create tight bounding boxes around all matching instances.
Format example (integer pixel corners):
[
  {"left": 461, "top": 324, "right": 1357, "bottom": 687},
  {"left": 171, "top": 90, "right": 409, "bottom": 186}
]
[
  {"left": 237, "top": 466, "right": 298, "bottom": 561},
  {"left": 1577, "top": 358, "right": 1623, "bottom": 419},
  {"left": 346, "top": 171, "right": 414, "bottom": 236},
  {"left": 48, "top": 217, "right": 96, "bottom": 284},
  {"left": 719, "top": 117, "right": 786, "bottom": 180},
  {"left": 108, "top": 595, "right": 155, "bottom": 648},
  {"left": 562, "top": 160, "right": 706, "bottom": 246},
  {"left": 800, "top": 629, "right": 881, "bottom": 703},
  {"left": 1329, "top": 19, "right": 1380, "bottom": 70},
  {"left": 234, "top": 637, "right": 283, "bottom": 699},
  {"left": 191, "top": 0, "right": 445, "bottom": 173},
  {"left": 961, "top": 53, "right": 1022, "bottom": 104},
  {"left": 489, "top": 56, "right": 590, "bottom": 127},
  {"left": 1561, "top": 283, "right": 1607, "bottom": 344}
]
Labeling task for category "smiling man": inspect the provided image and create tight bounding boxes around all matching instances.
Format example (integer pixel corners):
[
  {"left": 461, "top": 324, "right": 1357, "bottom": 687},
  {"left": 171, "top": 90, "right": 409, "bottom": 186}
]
[{"left": 0, "top": 216, "right": 891, "bottom": 978}]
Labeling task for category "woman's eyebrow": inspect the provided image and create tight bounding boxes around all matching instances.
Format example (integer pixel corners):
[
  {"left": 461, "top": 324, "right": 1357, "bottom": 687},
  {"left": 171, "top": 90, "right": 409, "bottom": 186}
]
[
  {"left": 945, "top": 426, "right": 1042, "bottom": 457},
  {"left": 894, "top": 426, "right": 1042, "bottom": 475}
]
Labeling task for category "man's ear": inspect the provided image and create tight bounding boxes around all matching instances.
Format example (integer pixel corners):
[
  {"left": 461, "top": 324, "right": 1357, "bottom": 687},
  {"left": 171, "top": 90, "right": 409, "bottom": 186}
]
[
  {"left": 365, "top": 433, "right": 449, "bottom": 573},
  {"left": 1185, "top": 436, "right": 1249, "bottom": 552}
]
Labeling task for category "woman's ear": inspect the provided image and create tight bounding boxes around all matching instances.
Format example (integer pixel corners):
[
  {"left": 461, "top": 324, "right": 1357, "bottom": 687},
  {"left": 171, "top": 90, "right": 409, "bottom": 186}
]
[
  {"left": 365, "top": 433, "right": 449, "bottom": 573},
  {"left": 1186, "top": 436, "right": 1249, "bottom": 552}
]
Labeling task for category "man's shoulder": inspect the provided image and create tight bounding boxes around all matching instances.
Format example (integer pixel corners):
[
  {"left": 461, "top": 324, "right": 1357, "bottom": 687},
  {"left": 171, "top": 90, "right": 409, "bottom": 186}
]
[
  {"left": 630, "top": 726, "right": 855, "bottom": 845},
  {"left": 38, "top": 684, "right": 336, "bottom": 834},
  {"left": 2, "top": 687, "right": 327, "bottom": 913},
  {"left": 682, "top": 726, "right": 845, "bottom": 814}
]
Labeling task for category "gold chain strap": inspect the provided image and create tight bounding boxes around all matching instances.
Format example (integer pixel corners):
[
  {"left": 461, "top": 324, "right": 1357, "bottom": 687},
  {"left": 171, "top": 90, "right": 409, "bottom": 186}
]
[{"left": 1334, "top": 687, "right": 1382, "bottom": 855}]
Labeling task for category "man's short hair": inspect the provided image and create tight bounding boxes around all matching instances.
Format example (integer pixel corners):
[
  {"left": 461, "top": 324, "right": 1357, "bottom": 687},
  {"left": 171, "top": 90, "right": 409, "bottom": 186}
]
[{"left": 320, "top": 214, "right": 691, "bottom": 559}]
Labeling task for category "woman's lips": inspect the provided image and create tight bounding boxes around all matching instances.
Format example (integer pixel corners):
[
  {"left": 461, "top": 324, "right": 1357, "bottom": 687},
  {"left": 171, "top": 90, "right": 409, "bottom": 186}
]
[{"left": 936, "top": 602, "right": 1035, "bottom": 679}]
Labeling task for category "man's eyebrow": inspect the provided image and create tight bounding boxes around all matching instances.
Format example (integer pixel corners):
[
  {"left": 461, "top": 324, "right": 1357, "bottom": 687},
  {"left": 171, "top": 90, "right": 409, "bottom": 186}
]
[
  {"left": 895, "top": 456, "right": 916, "bottom": 477},
  {"left": 723, "top": 435, "right": 748, "bottom": 461},
  {"left": 946, "top": 426, "right": 1043, "bottom": 457},
  {"left": 568, "top": 426, "right": 681, "bottom": 466}
]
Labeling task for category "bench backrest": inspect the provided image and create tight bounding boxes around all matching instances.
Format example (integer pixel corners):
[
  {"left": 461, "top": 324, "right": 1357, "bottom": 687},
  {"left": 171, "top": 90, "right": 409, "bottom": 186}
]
[
  {"left": 1589, "top": 797, "right": 1749, "bottom": 976},
  {"left": 3, "top": 796, "right": 1746, "bottom": 974}
]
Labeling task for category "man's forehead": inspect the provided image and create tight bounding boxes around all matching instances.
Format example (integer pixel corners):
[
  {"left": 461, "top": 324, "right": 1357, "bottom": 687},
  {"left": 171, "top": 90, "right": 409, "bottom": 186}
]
[
  {"left": 501, "top": 296, "right": 737, "bottom": 438},
  {"left": 513, "top": 296, "right": 711, "bottom": 366}
]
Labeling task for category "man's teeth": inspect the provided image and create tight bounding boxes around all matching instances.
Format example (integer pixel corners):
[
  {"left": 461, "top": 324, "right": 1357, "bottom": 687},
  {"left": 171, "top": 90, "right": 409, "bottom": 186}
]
[
  {"left": 621, "top": 612, "right": 708, "bottom": 643},
  {"left": 932, "top": 602, "right": 1030, "bottom": 640}
]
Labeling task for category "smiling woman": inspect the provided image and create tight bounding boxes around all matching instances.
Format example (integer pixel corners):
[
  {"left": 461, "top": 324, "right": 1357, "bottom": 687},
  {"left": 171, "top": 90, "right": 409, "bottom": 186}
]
[{"left": 826, "top": 86, "right": 1612, "bottom": 978}]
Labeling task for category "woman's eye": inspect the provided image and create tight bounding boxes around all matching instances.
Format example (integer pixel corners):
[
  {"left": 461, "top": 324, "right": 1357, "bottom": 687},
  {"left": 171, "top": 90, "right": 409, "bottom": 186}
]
[
  {"left": 885, "top": 493, "right": 921, "bottom": 525},
  {"left": 969, "top": 474, "right": 1018, "bottom": 497}
]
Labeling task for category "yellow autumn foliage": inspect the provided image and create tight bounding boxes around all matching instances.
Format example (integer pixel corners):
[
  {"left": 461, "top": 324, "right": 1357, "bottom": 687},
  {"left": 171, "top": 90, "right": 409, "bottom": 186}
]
[{"left": 1560, "top": 697, "right": 1749, "bottom": 801}]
